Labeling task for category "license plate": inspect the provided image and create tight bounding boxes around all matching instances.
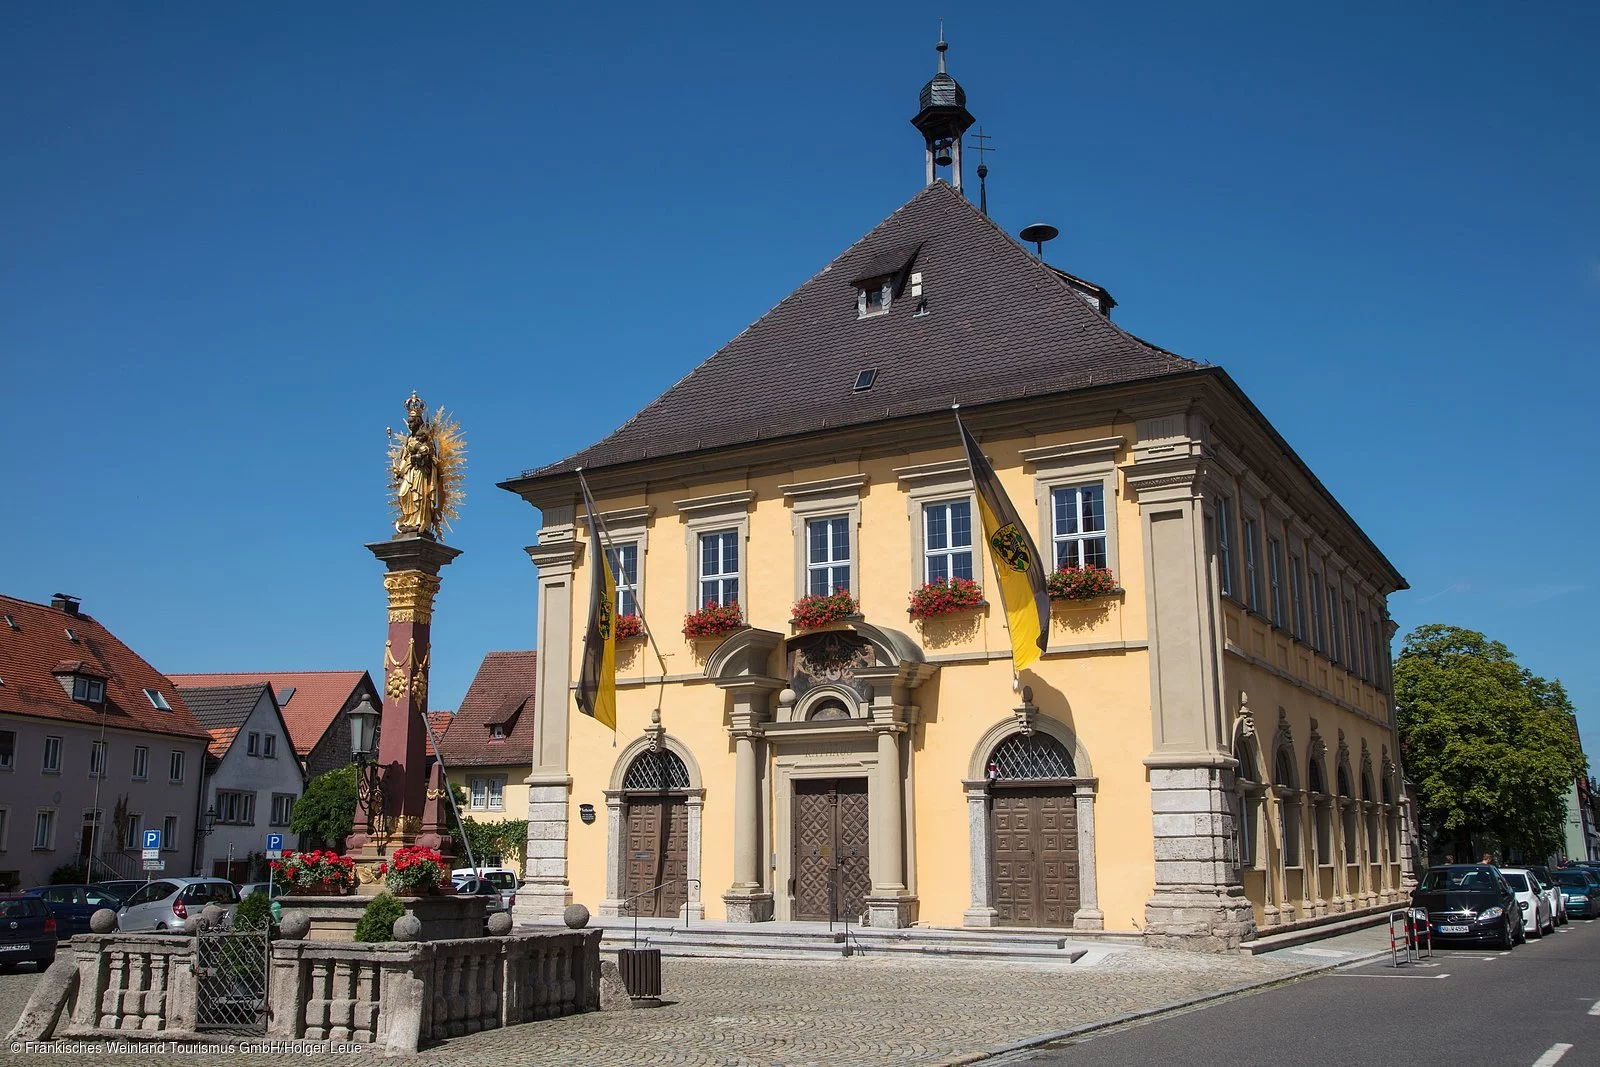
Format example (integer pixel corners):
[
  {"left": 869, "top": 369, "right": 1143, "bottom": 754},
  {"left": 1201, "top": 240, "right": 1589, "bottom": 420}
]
[
  {"left": 0, "top": 943, "right": 29, "bottom": 953},
  {"left": 1438, "top": 924, "right": 1469, "bottom": 934}
]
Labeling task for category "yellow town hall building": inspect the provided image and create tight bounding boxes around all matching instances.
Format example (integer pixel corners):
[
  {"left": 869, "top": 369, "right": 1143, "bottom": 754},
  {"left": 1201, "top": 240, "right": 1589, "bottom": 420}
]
[{"left": 501, "top": 53, "right": 1409, "bottom": 949}]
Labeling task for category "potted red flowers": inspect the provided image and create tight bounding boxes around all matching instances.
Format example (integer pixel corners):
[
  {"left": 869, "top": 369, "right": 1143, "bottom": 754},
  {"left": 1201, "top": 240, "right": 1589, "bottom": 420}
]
[
  {"left": 376, "top": 844, "right": 450, "bottom": 896},
  {"left": 271, "top": 849, "right": 357, "bottom": 895},
  {"left": 615, "top": 613, "right": 645, "bottom": 640},
  {"left": 1046, "top": 565, "right": 1119, "bottom": 601},
  {"left": 908, "top": 576, "right": 986, "bottom": 619},
  {"left": 682, "top": 601, "right": 744, "bottom": 640},
  {"left": 790, "top": 589, "right": 859, "bottom": 630}
]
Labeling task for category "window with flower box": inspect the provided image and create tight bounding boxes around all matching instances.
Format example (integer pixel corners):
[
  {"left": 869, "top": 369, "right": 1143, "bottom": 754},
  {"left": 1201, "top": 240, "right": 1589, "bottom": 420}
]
[
  {"left": 698, "top": 530, "right": 739, "bottom": 607},
  {"left": 923, "top": 500, "right": 973, "bottom": 583},
  {"left": 1020, "top": 437, "right": 1123, "bottom": 589},
  {"left": 805, "top": 516, "right": 851, "bottom": 596},
  {"left": 606, "top": 542, "right": 640, "bottom": 618},
  {"left": 674, "top": 491, "right": 751, "bottom": 616},
  {"left": 1051, "top": 485, "right": 1107, "bottom": 570}
]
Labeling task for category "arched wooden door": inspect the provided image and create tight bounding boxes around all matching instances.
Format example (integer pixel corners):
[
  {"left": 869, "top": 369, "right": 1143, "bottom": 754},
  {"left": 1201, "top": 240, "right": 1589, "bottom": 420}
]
[
  {"left": 987, "top": 733, "right": 1080, "bottom": 927},
  {"left": 621, "top": 750, "right": 691, "bottom": 918}
]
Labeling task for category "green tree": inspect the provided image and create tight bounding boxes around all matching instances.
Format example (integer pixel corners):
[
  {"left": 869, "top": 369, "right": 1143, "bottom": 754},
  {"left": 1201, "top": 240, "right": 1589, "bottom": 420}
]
[
  {"left": 1395, "top": 624, "right": 1585, "bottom": 861},
  {"left": 289, "top": 765, "right": 358, "bottom": 849}
]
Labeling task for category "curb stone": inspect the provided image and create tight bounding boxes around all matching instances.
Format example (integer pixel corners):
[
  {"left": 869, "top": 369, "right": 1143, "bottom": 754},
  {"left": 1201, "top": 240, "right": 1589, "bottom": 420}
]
[{"left": 931, "top": 947, "right": 1393, "bottom": 1066}]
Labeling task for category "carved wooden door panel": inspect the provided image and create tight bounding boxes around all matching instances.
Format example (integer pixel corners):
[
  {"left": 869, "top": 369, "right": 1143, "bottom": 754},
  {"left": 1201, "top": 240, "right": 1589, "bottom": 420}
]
[
  {"left": 991, "top": 788, "right": 1079, "bottom": 927},
  {"left": 624, "top": 797, "right": 688, "bottom": 918},
  {"left": 793, "top": 778, "right": 870, "bottom": 921}
]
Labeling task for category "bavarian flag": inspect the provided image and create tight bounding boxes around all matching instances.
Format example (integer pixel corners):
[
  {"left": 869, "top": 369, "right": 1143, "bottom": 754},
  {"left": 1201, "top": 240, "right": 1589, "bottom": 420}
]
[
  {"left": 575, "top": 475, "right": 618, "bottom": 731},
  {"left": 957, "top": 414, "right": 1050, "bottom": 672}
]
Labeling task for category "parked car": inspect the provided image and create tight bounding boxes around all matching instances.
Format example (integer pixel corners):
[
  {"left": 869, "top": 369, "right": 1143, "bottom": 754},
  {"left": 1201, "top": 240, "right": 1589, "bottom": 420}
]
[
  {"left": 0, "top": 895, "right": 57, "bottom": 971},
  {"left": 1500, "top": 868, "right": 1553, "bottom": 938},
  {"left": 236, "top": 881, "right": 288, "bottom": 901},
  {"left": 117, "top": 878, "right": 240, "bottom": 932},
  {"left": 1523, "top": 865, "right": 1567, "bottom": 925},
  {"left": 95, "top": 880, "right": 152, "bottom": 902},
  {"left": 23, "top": 884, "right": 125, "bottom": 937},
  {"left": 452, "top": 867, "right": 520, "bottom": 911},
  {"left": 1555, "top": 868, "right": 1600, "bottom": 918},
  {"left": 450, "top": 874, "right": 510, "bottom": 915},
  {"left": 1410, "top": 864, "right": 1523, "bottom": 948}
]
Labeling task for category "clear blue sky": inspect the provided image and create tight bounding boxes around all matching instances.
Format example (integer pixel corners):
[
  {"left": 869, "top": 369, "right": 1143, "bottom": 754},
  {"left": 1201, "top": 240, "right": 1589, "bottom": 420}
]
[{"left": 4, "top": 4, "right": 1596, "bottom": 751}]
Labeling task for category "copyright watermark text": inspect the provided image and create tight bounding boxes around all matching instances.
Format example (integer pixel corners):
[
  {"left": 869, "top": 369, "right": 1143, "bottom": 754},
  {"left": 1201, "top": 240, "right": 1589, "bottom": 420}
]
[{"left": 9, "top": 1039, "right": 365, "bottom": 1055}]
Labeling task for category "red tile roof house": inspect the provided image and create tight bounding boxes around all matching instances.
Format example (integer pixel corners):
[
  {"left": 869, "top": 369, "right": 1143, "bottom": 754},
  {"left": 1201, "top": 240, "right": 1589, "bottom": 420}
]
[
  {"left": 166, "top": 670, "right": 382, "bottom": 782},
  {"left": 0, "top": 593, "right": 211, "bottom": 891},
  {"left": 435, "top": 651, "right": 536, "bottom": 875}
]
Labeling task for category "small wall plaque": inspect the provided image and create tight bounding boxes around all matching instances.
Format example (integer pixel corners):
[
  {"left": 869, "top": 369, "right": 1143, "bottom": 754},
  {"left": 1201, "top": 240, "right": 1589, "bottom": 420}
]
[{"left": 579, "top": 803, "right": 596, "bottom": 824}]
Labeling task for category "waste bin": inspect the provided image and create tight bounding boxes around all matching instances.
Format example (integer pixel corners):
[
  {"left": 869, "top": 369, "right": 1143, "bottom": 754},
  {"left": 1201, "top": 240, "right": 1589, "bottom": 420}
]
[{"left": 616, "top": 947, "right": 662, "bottom": 998}]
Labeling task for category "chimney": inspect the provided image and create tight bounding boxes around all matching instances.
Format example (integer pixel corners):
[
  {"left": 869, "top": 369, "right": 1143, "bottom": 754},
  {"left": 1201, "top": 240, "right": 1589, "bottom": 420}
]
[{"left": 50, "top": 593, "right": 81, "bottom": 616}]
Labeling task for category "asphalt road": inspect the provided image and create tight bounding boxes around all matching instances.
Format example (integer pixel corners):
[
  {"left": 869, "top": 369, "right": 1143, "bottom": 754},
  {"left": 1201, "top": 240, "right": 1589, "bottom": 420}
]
[{"left": 1007, "top": 917, "right": 1600, "bottom": 1067}]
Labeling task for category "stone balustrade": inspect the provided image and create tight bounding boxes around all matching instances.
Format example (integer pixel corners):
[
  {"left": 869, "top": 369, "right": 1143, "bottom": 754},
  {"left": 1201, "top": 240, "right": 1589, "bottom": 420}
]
[{"left": 17, "top": 929, "right": 601, "bottom": 1055}]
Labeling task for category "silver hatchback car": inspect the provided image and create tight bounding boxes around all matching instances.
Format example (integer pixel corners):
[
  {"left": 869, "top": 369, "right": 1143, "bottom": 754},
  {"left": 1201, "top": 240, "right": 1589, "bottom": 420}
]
[{"left": 117, "top": 878, "right": 240, "bottom": 932}]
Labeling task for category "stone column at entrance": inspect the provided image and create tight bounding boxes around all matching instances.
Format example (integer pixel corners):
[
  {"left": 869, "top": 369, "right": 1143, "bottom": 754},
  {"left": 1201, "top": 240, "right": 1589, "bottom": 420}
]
[
  {"left": 962, "top": 781, "right": 999, "bottom": 926},
  {"left": 865, "top": 722, "right": 914, "bottom": 928},
  {"left": 1072, "top": 787, "right": 1104, "bottom": 930},
  {"left": 723, "top": 724, "right": 773, "bottom": 922}
]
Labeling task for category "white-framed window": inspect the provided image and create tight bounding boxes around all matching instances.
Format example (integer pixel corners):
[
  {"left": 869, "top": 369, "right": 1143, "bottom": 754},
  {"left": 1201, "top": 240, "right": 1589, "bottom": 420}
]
[
  {"left": 469, "top": 778, "right": 488, "bottom": 810},
  {"left": 168, "top": 749, "right": 185, "bottom": 783},
  {"left": 162, "top": 815, "right": 178, "bottom": 851},
  {"left": 42, "top": 736, "right": 62, "bottom": 774},
  {"left": 1242, "top": 516, "right": 1261, "bottom": 613},
  {"left": 923, "top": 499, "right": 974, "bottom": 582},
  {"left": 489, "top": 724, "right": 505, "bottom": 740},
  {"left": 1267, "top": 538, "right": 1285, "bottom": 628},
  {"left": 247, "top": 732, "right": 260, "bottom": 757},
  {"left": 270, "top": 794, "right": 295, "bottom": 827},
  {"left": 132, "top": 745, "right": 149, "bottom": 780},
  {"left": 606, "top": 542, "right": 640, "bottom": 618},
  {"left": 1289, "top": 556, "right": 1307, "bottom": 641},
  {"left": 0, "top": 730, "right": 14, "bottom": 771},
  {"left": 123, "top": 814, "right": 142, "bottom": 850},
  {"left": 488, "top": 777, "right": 505, "bottom": 811},
  {"left": 215, "top": 790, "right": 255, "bottom": 825},
  {"left": 857, "top": 277, "right": 891, "bottom": 318},
  {"left": 89, "top": 739, "right": 107, "bottom": 778},
  {"left": 263, "top": 734, "right": 276, "bottom": 759},
  {"left": 1345, "top": 597, "right": 1358, "bottom": 671},
  {"left": 1216, "top": 496, "right": 1236, "bottom": 597},
  {"left": 72, "top": 677, "right": 104, "bottom": 704},
  {"left": 1050, "top": 484, "right": 1108, "bottom": 570},
  {"left": 1327, "top": 580, "right": 1342, "bottom": 664},
  {"left": 33, "top": 809, "right": 55, "bottom": 851},
  {"left": 144, "top": 688, "right": 172, "bottom": 711},
  {"left": 1358, "top": 609, "right": 1371, "bottom": 679},
  {"left": 1310, "top": 570, "right": 1326, "bottom": 651},
  {"left": 805, "top": 515, "right": 851, "bottom": 597},
  {"left": 698, "top": 529, "right": 740, "bottom": 607}
]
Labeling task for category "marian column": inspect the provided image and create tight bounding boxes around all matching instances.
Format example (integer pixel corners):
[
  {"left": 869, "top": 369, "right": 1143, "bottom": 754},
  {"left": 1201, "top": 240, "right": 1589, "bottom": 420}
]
[{"left": 348, "top": 392, "right": 466, "bottom": 876}]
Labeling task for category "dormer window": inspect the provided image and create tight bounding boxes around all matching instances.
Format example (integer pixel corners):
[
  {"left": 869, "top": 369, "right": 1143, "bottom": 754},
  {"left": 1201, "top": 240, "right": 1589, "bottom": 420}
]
[
  {"left": 489, "top": 724, "right": 506, "bottom": 741},
  {"left": 72, "top": 677, "right": 104, "bottom": 704},
  {"left": 857, "top": 278, "right": 891, "bottom": 318}
]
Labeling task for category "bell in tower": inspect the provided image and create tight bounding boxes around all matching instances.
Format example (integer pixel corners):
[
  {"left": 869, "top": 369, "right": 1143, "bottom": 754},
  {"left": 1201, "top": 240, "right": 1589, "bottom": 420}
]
[{"left": 910, "top": 28, "right": 976, "bottom": 191}]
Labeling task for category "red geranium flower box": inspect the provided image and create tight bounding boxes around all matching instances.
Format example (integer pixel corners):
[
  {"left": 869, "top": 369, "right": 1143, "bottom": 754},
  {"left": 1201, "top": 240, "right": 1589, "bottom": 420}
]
[
  {"left": 1046, "top": 565, "right": 1118, "bottom": 601},
  {"left": 683, "top": 601, "right": 744, "bottom": 640},
  {"left": 908, "top": 576, "right": 986, "bottom": 619},
  {"left": 790, "top": 589, "right": 858, "bottom": 630}
]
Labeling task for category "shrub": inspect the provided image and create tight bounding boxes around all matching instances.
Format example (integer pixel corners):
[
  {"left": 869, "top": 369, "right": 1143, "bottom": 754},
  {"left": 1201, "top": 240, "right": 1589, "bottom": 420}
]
[
  {"left": 908, "top": 576, "right": 985, "bottom": 618},
  {"left": 790, "top": 589, "right": 858, "bottom": 629},
  {"left": 353, "top": 892, "right": 405, "bottom": 943},
  {"left": 1046, "top": 565, "right": 1117, "bottom": 601},
  {"left": 682, "top": 601, "right": 743, "bottom": 639},
  {"left": 48, "top": 862, "right": 85, "bottom": 885},
  {"left": 615, "top": 613, "right": 644, "bottom": 640},
  {"left": 234, "top": 890, "right": 274, "bottom": 933}
]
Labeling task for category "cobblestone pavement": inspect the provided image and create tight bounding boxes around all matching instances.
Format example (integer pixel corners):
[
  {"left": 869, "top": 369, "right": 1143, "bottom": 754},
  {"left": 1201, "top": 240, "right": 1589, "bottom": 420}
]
[{"left": 0, "top": 947, "right": 1308, "bottom": 1067}]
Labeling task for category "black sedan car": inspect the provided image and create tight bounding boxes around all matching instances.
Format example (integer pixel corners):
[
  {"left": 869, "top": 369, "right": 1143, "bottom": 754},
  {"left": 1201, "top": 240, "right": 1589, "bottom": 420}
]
[
  {"left": 1554, "top": 868, "right": 1600, "bottom": 918},
  {"left": 24, "top": 884, "right": 123, "bottom": 937},
  {"left": 0, "top": 895, "right": 58, "bottom": 971},
  {"left": 1410, "top": 864, "right": 1523, "bottom": 948}
]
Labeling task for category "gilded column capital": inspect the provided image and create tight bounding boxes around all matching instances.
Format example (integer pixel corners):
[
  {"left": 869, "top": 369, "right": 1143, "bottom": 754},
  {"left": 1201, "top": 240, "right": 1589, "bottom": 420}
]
[{"left": 385, "top": 570, "right": 442, "bottom": 624}]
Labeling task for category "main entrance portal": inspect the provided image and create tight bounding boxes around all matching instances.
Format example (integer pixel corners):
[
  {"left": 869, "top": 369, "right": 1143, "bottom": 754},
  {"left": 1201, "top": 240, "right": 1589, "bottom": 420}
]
[
  {"left": 986, "top": 731, "right": 1082, "bottom": 928},
  {"left": 793, "top": 778, "right": 870, "bottom": 922}
]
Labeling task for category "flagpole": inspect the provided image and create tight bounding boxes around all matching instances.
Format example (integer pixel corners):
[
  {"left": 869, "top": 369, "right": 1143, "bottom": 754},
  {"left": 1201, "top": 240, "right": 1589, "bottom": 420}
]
[
  {"left": 576, "top": 469, "right": 672, "bottom": 739},
  {"left": 952, "top": 405, "right": 1016, "bottom": 690}
]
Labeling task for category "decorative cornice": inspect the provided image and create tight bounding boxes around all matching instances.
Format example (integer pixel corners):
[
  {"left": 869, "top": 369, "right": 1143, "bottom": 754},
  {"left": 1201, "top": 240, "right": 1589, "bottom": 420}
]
[
  {"left": 598, "top": 505, "right": 654, "bottom": 529},
  {"left": 524, "top": 539, "right": 581, "bottom": 571},
  {"left": 672, "top": 489, "right": 757, "bottom": 517},
  {"left": 384, "top": 570, "right": 442, "bottom": 624},
  {"left": 1018, "top": 436, "right": 1125, "bottom": 472},
  {"left": 892, "top": 458, "right": 971, "bottom": 487},
  {"left": 778, "top": 474, "right": 869, "bottom": 499}
]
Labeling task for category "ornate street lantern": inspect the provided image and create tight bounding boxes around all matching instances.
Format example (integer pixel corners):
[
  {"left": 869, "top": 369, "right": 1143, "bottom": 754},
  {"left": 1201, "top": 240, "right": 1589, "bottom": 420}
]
[{"left": 348, "top": 694, "right": 380, "bottom": 763}]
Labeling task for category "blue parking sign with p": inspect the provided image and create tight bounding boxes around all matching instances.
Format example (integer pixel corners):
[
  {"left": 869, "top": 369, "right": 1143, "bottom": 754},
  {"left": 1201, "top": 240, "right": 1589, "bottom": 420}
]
[
  {"left": 266, "top": 834, "right": 283, "bottom": 851},
  {"left": 143, "top": 829, "right": 161, "bottom": 850}
]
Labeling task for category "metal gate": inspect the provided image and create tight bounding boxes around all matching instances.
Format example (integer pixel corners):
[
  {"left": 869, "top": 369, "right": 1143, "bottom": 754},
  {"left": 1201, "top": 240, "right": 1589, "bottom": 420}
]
[{"left": 195, "top": 919, "right": 270, "bottom": 1033}]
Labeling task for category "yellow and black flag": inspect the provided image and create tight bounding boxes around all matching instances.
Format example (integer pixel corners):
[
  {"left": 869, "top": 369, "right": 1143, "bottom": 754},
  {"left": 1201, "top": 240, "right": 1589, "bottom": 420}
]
[
  {"left": 957, "top": 413, "right": 1050, "bottom": 672},
  {"left": 575, "top": 474, "right": 617, "bottom": 731}
]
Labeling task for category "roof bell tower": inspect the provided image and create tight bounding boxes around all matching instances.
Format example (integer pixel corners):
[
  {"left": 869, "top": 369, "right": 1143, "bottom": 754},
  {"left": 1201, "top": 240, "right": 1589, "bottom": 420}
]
[{"left": 910, "top": 27, "right": 976, "bottom": 192}]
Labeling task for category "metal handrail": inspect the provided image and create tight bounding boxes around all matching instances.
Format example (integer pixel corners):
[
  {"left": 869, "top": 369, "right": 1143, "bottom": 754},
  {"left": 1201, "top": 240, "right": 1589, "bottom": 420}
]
[{"left": 617, "top": 878, "right": 701, "bottom": 948}]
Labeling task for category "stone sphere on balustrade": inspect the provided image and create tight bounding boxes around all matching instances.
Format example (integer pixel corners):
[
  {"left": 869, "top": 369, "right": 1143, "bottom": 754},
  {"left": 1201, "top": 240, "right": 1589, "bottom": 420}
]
[
  {"left": 201, "top": 903, "right": 227, "bottom": 928},
  {"left": 487, "top": 911, "right": 513, "bottom": 936},
  {"left": 563, "top": 903, "right": 590, "bottom": 929},
  {"left": 277, "top": 912, "right": 311, "bottom": 941},
  {"left": 392, "top": 914, "right": 423, "bottom": 942},
  {"left": 89, "top": 909, "right": 117, "bottom": 934}
]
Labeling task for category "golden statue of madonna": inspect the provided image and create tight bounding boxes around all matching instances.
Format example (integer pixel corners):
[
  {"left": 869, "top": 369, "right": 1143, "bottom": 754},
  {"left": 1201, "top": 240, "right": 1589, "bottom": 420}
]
[{"left": 387, "top": 391, "right": 465, "bottom": 538}]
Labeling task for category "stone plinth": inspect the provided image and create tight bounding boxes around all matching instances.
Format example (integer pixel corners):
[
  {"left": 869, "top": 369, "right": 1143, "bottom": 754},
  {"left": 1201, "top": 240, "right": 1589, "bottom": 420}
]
[{"left": 282, "top": 892, "right": 486, "bottom": 942}]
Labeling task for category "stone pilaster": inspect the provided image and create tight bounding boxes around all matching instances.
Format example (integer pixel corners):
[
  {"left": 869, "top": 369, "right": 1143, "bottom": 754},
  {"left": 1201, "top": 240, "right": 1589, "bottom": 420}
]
[
  {"left": 1072, "top": 786, "right": 1104, "bottom": 930},
  {"left": 962, "top": 781, "right": 999, "bottom": 927},
  {"left": 1144, "top": 765, "right": 1255, "bottom": 951}
]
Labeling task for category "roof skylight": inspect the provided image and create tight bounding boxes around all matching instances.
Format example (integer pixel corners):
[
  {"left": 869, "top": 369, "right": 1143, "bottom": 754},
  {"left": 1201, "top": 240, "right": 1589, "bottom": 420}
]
[
  {"left": 145, "top": 688, "right": 172, "bottom": 712},
  {"left": 854, "top": 369, "right": 877, "bottom": 392}
]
